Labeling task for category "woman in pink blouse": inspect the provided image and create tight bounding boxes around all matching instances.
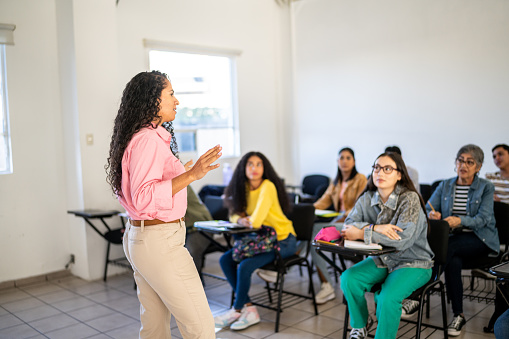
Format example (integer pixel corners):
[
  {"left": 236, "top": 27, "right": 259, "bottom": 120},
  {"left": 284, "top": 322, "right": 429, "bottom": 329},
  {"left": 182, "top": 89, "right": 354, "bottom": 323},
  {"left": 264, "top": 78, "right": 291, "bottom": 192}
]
[{"left": 106, "top": 71, "right": 221, "bottom": 339}]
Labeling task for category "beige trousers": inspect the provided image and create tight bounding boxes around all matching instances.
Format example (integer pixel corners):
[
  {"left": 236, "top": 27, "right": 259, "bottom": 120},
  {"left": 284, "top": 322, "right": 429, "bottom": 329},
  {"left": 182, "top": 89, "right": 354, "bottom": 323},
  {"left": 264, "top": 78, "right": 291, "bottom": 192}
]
[{"left": 123, "top": 220, "right": 216, "bottom": 339}]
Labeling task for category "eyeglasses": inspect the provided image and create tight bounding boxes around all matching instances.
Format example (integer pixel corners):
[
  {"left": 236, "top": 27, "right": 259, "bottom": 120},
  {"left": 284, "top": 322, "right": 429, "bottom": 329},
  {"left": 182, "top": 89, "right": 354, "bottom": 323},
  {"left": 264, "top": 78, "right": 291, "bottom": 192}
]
[
  {"left": 456, "top": 158, "right": 476, "bottom": 167},
  {"left": 372, "top": 165, "right": 399, "bottom": 174}
]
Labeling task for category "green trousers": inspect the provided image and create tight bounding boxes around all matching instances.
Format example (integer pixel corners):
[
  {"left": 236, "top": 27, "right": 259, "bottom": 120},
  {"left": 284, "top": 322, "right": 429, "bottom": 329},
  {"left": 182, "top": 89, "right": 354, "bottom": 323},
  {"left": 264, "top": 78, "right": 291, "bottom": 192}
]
[{"left": 340, "top": 257, "right": 431, "bottom": 339}]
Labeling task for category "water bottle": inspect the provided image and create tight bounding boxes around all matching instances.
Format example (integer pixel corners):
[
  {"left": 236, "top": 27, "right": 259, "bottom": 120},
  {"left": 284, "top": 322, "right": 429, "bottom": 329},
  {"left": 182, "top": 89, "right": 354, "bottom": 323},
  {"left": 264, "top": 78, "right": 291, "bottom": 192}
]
[{"left": 223, "top": 163, "right": 233, "bottom": 186}]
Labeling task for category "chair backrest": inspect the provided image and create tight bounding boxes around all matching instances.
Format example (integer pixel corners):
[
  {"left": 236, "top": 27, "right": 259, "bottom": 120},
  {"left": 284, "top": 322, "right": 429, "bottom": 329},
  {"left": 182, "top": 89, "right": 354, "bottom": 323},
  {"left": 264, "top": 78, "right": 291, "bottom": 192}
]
[
  {"left": 419, "top": 184, "right": 432, "bottom": 203},
  {"left": 427, "top": 219, "right": 450, "bottom": 268},
  {"left": 431, "top": 180, "right": 443, "bottom": 195},
  {"left": 302, "top": 175, "right": 330, "bottom": 196},
  {"left": 494, "top": 201, "right": 509, "bottom": 252},
  {"left": 287, "top": 203, "right": 315, "bottom": 242},
  {"left": 203, "top": 195, "right": 229, "bottom": 220},
  {"left": 198, "top": 184, "right": 226, "bottom": 202}
]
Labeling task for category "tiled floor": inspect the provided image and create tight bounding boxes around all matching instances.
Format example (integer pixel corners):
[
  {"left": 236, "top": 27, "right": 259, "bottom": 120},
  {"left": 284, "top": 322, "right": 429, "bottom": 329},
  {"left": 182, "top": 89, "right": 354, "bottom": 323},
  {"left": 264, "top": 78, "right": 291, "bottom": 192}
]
[{"left": 0, "top": 252, "right": 498, "bottom": 338}]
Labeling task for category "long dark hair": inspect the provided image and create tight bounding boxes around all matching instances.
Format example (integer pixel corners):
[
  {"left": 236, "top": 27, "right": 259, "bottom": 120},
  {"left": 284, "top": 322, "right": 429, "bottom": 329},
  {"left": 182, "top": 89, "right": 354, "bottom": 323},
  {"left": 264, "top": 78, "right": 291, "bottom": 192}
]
[
  {"left": 105, "top": 71, "right": 178, "bottom": 197},
  {"left": 333, "top": 147, "right": 359, "bottom": 185},
  {"left": 224, "top": 152, "right": 290, "bottom": 216},
  {"left": 365, "top": 152, "right": 427, "bottom": 215}
]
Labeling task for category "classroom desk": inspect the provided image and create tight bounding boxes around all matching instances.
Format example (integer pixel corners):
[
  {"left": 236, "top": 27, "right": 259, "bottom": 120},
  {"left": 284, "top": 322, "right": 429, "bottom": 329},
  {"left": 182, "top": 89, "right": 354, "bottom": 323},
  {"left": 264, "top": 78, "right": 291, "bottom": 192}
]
[
  {"left": 312, "top": 239, "right": 396, "bottom": 274},
  {"left": 68, "top": 209, "right": 129, "bottom": 281},
  {"left": 490, "top": 261, "right": 509, "bottom": 307}
]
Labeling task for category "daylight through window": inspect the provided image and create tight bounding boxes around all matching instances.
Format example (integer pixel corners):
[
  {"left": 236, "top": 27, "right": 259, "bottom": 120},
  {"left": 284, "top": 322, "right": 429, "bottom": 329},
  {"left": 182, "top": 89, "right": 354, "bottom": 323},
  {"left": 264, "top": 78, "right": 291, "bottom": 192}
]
[{"left": 149, "top": 49, "right": 240, "bottom": 157}]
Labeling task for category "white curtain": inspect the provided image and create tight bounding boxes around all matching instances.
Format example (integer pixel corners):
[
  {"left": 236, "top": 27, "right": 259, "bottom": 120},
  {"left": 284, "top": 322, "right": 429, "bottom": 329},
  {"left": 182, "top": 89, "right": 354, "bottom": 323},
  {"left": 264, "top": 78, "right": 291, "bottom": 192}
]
[{"left": 0, "top": 24, "right": 15, "bottom": 45}]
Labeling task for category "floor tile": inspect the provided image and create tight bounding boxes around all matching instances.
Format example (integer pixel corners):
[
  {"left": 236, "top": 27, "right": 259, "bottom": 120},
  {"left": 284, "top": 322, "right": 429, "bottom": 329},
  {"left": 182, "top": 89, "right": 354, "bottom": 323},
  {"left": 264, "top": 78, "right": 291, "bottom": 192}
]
[
  {"left": 0, "top": 323, "right": 41, "bottom": 338},
  {"left": 13, "top": 304, "right": 62, "bottom": 323},
  {"left": 28, "top": 313, "right": 79, "bottom": 333},
  {"left": 45, "top": 323, "right": 99, "bottom": 339},
  {"left": 0, "top": 313, "right": 23, "bottom": 329},
  {"left": 85, "top": 312, "right": 138, "bottom": 332}
]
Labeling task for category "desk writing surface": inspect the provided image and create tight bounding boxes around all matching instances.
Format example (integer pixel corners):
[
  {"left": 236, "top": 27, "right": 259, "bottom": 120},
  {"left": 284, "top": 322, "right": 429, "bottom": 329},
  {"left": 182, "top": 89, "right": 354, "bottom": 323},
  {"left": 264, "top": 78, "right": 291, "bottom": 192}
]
[
  {"left": 312, "top": 239, "right": 396, "bottom": 257},
  {"left": 489, "top": 261, "right": 509, "bottom": 278},
  {"left": 194, "top": 221, "right": 251, "bottom": 234},
  {"left": 68, "top": 210, "right": 121, "bottom": 218}
]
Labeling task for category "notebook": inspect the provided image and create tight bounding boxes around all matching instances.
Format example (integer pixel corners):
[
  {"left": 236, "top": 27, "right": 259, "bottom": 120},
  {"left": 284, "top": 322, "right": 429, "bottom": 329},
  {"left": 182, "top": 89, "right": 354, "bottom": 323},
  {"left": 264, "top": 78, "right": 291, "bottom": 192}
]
[
  {"left": 344, "top": 240, "right": 383, "bottom": 250},
  {"left": 194, "top": 220, "right": 245, "bottom": 229}
]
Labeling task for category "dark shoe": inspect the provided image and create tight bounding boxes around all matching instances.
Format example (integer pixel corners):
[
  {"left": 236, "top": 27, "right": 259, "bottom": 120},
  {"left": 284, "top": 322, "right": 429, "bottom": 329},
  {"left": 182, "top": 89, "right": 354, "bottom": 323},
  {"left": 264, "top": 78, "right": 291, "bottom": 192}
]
[
  {"left": 483, "top": 326, "right": 494, "bottom": 333},
  {"left": 448, "top": 314, "right": 466, "bottom": 336}
]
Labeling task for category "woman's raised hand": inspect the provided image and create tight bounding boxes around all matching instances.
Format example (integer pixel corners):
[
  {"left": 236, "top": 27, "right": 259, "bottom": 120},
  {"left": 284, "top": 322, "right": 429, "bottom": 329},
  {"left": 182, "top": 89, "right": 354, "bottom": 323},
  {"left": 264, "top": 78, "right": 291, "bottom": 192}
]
[
  {"left": 188, "top": 145, "right": 222, "bottom": 180},
  {"left": 374, "top": 224, "right": 402, "bottom": 240}
]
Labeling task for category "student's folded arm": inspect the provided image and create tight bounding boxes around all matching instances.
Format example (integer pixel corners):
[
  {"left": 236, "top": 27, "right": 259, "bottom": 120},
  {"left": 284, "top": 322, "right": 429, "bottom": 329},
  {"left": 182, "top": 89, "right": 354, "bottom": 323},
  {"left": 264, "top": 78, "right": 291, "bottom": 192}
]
[{"left": 370, "top": 193, "right": 420, "bottom": 249}]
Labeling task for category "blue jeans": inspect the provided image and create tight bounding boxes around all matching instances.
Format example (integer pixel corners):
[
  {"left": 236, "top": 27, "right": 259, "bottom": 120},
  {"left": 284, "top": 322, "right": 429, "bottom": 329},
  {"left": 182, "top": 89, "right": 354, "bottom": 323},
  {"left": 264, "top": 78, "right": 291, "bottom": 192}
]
[
  {"left": 495, "top": 308, "right": 509, "bottom": 338},
  {"left": 220, "top": 234, "right": 297, "bottom": 310},
  {"left": 444, "top": 232, "right": 490, "bottom": 315}
]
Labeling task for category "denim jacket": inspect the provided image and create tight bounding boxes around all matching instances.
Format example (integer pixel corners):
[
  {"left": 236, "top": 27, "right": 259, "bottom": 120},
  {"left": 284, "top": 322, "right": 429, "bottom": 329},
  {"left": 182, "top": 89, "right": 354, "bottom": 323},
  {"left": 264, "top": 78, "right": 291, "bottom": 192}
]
[
  {"left": 344, "top": 184, "right": 434, "bottom": 272},
  {"left": 426, "top": 176, "right": 499, "bottom": 255}
]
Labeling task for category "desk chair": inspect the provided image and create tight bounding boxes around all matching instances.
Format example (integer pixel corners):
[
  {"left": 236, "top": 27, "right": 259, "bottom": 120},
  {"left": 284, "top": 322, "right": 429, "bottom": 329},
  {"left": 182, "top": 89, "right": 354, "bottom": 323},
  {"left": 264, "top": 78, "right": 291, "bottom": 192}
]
[
  {"left": 468, "top": 201, "right": 509, "bottom": 300},
  {"left": 68, "top": 210, "right": 130, "bottom": 281},
  {"left": 253, "top": 203, "right": 319, "bottom": 332},
  {"left": 343, "top": 220, "right": 450, "bottom": 339},
  {"left": 300, "top": 174, "right": 330, "bottom": 202}
]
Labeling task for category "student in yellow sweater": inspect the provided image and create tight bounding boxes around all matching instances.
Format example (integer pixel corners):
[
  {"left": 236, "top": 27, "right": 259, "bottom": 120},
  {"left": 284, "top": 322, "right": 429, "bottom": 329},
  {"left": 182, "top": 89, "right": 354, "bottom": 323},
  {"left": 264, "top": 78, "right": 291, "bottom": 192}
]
[{"left": 214, "top": 152, "right": 296, "bottom": 331}]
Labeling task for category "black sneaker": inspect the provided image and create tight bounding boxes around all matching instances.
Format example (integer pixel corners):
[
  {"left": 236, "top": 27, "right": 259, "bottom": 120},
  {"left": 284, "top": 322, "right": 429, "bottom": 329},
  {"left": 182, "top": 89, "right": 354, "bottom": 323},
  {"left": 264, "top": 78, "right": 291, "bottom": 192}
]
[
  {"left": 401, "top": 299, "right": 420, "bottom": 319},
  {"left": 448, "top": 314, "right": 466, "bottom": 336}
]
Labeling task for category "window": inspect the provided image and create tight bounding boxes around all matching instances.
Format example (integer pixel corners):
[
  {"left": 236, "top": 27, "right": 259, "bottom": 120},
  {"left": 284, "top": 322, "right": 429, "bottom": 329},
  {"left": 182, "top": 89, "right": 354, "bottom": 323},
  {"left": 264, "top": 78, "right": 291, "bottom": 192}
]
[
  {"left": 147, "top": 42, "right": 240, "bottom": 157},
  {"left": 0, "top": 45, "right": 12, "bottom": 174}
]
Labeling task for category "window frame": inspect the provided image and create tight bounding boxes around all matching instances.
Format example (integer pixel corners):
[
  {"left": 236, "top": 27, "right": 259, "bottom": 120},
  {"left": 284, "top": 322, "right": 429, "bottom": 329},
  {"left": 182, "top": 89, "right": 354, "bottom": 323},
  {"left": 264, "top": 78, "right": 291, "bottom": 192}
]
[
  {"left": 144, "top": 40, "right": 241, "bottom": 158},
  {"left": 0, "top": 44, "right": 12, "bottom": 174}
]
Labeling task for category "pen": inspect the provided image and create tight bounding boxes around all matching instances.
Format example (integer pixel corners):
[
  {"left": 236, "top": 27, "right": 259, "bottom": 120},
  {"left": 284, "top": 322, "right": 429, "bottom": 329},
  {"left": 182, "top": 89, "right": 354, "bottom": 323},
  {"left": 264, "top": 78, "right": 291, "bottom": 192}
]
[
  {"left": 428, "top": 201, "right": 436, "bottom": 213},
  {"left": 316, "top": 240, "right": 340, "bottom": 246}
]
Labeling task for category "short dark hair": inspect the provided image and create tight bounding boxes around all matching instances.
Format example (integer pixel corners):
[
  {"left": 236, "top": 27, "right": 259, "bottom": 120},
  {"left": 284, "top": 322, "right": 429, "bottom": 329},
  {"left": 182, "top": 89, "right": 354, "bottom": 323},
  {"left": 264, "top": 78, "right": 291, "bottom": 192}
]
[
  {"left": 385, "top": 146, "right": 402, "bottom": 156},
  {"left": 492, "top": 144, "right": 509, "bottom": 154}
]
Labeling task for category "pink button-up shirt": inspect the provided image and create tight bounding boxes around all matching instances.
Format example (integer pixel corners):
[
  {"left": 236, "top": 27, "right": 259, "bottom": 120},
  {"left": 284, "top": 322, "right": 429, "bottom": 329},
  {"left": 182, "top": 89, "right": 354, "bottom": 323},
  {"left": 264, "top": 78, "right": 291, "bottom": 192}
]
[{"left": 118, "top": 126, "right": 187, "bottom": 222}]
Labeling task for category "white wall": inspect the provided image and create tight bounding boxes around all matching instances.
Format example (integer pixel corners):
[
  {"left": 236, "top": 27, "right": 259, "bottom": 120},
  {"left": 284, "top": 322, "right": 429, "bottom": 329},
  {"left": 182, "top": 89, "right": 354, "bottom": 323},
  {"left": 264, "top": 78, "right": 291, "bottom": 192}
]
[
  {"left": 292, "top": 0, "right": 509, "bottom": 184},
  {"left": 0, "top": 0, "right": 71, "bottom": 282}
]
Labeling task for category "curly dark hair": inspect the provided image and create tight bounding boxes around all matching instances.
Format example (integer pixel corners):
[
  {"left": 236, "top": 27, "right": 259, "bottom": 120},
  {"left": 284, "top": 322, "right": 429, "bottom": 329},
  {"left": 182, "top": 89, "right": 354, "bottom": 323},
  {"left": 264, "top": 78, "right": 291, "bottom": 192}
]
[
  {"left": 105, "top": 71, "right": 179, "bottom": 196},
  {"left": 224, "top": 152, "right": 291, "bottom": 216},
  {"left": 365, "top": 152, "right": 427, "bottom": 215}
]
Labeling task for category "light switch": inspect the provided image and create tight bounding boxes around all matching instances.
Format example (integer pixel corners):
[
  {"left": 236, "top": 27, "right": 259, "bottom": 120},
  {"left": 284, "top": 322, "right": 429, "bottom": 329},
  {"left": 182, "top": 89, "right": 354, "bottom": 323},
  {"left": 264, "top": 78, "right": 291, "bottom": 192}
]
[{"left": 86, "top": 134, "right": 94, "bottom": 145}]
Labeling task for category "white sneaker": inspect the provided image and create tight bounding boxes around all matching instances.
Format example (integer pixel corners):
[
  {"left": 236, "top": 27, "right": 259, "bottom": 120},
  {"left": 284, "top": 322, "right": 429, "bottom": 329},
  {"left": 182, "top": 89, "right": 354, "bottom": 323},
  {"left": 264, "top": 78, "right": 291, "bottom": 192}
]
[
  {"left": 230, "top": 305, "right": 260, "bottom": 330},
  {"left": 214, "top": 308, "right": 241, "bottom": 328},
  {"left": 256, "top": 269, "right": 278, "bottom": 283},
  {"left": 315, "top": 282, "right": 336, "bottom": 304},
  {"left": 401, "top": 299, "right": 420, "bottom": 319}
]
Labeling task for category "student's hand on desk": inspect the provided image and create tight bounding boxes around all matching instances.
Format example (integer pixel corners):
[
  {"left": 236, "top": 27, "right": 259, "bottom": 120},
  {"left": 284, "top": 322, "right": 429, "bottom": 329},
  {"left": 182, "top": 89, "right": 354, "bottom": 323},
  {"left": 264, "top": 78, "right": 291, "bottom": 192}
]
[
  {"left": 444, "top": 216, "right": 461, "bottom": 228},
  {"left": 340, "top": 225, "right": 363, "bottom": 241},
  {"left": 374, "top": 224, "right": 402, "bottom": 240},
  {"left": 238, "top": 217, "right": 252, "bottom": 227},
  {"left": 188, "top": 145, "right": 223, "bottom": 180},
  {"left": 428, "top": 211, "right": 441, "bottom": 220}
]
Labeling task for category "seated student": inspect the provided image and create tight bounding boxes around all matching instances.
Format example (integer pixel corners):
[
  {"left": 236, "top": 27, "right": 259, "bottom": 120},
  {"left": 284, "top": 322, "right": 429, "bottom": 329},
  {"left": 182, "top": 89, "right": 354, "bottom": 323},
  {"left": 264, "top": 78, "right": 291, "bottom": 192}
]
[
  {"left": 486, "top": 143, "right": 509, "bottom": 204},
  {"left": 214, "top": 152, "right": 296, "bottom": 331},
  {"left": 385, "top": 146, "right": 420, "bottom": 194},
  {"left": 412, "top": 144, "right": 498, "bottom": 337},
  {"left": 310, "top": 147, "right": 367, "bottom": 304},
  {"left": 184, "top": 185, "right": 213, "bottom": 274},
  {"left": 340, "top": 152, "right": 433, "bottom": 339}
]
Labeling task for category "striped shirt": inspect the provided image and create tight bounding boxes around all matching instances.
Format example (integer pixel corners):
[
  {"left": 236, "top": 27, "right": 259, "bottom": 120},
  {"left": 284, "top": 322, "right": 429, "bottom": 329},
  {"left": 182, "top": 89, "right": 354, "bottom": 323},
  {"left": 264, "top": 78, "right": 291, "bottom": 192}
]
[
  {"left": 452, "top": 185, "right": 470, "bottom": 216},
  {"left": 486, "top": 172, "right": 509, "bottom": 204}
]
